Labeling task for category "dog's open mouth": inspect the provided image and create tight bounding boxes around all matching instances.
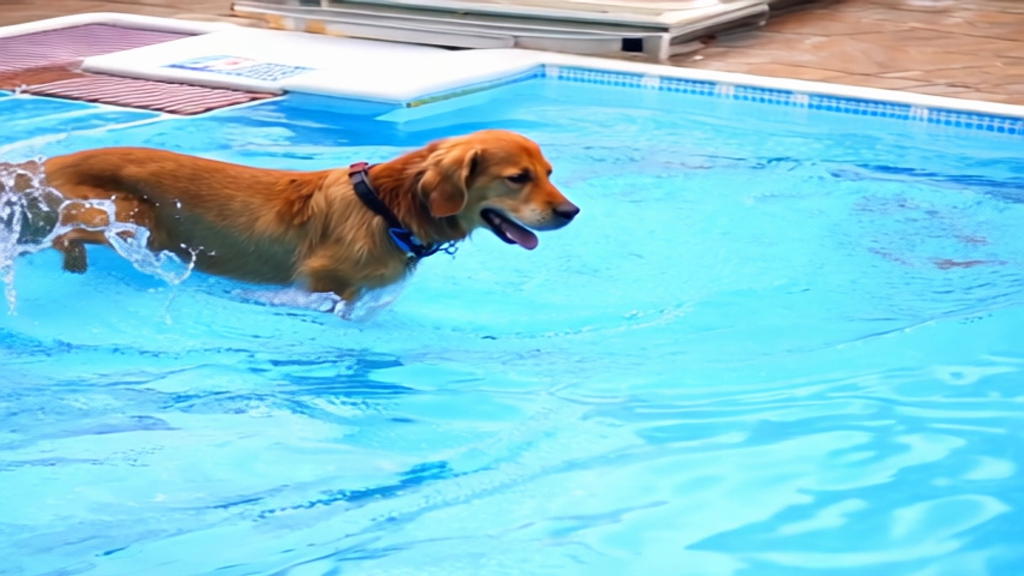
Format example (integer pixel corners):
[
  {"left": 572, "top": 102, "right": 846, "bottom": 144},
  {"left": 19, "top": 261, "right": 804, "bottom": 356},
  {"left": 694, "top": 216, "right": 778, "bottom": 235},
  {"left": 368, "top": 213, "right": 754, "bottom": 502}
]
[{"left": 481, "top": 208, "right": 538, "bottom": 250}]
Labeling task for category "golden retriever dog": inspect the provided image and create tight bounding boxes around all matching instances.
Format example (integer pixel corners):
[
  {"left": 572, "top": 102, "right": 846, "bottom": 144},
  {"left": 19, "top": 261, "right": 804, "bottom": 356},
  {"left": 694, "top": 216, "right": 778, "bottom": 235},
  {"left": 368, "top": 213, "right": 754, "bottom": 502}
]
[{"left": 6, "top": 129, "right": 579, "bottom": 304}]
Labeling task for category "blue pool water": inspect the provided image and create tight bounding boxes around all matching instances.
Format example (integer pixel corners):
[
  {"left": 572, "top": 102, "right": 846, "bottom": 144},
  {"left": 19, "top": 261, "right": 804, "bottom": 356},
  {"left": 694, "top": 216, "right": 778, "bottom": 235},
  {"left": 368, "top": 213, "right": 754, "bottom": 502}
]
[{"left": 1, "top": 77, "right": 1023, "bottom": 575}]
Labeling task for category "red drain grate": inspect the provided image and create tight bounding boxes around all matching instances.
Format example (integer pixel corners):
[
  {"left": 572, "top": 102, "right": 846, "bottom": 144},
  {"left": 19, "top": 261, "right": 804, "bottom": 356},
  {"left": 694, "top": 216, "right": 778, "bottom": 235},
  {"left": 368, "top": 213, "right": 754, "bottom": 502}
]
[
  {"left": 26, "top": 75, "right": 276, "bottom": 116},
  {"left": 0, "top": 24, "right": 278, "bottom": 115},
  {"left": 0, "top": 24, "right": 189, "bottom": 74}
]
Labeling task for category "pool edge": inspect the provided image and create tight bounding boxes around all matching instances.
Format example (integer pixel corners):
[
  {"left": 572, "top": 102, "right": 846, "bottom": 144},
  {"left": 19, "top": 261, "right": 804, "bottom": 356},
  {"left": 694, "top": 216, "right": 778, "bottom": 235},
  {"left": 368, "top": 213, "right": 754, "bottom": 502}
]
[{"left": 3, "top": 12, "right": 1024, "bottom": 123}]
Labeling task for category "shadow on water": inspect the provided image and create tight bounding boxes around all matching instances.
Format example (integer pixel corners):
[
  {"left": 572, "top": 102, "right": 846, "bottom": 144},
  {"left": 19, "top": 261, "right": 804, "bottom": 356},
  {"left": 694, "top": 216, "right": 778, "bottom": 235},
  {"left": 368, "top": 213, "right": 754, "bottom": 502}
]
[
  {"left": 0, "top": 325, "right": 419, "bottom": 450},
  {"left": 250, "top": 460, "right": 459, "bottom": 519}
]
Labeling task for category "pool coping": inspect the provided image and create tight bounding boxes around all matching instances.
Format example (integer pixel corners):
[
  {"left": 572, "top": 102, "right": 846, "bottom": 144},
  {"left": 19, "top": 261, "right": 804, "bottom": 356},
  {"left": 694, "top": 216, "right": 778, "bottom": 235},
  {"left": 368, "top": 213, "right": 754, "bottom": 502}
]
[
  {"left": 0, "top": 12, "right": 235, "bottom": 38},
  {"left": 3, "top": 11, "right": 1024, "bottom": 123}
]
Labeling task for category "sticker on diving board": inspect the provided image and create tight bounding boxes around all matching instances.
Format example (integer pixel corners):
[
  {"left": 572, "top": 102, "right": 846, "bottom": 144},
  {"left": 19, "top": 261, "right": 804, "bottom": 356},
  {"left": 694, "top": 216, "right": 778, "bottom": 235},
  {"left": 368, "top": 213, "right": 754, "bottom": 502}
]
[{"left": 165, "top": 56, "right": 315, "bottom": 82}]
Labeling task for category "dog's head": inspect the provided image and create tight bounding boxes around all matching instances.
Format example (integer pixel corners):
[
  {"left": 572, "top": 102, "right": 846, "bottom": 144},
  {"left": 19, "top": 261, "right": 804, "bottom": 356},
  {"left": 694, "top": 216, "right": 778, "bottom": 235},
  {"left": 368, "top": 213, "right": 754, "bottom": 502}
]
[{"left": 417, "top": 130, "right": 578, "bottom": 249}]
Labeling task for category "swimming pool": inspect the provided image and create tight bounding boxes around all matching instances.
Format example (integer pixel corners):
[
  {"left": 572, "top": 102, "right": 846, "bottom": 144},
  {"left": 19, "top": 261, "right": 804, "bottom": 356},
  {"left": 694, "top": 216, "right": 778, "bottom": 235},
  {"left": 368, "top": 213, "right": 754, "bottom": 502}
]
[{"left": 1, "top": 72, "right": 1023, "bottom": 575}]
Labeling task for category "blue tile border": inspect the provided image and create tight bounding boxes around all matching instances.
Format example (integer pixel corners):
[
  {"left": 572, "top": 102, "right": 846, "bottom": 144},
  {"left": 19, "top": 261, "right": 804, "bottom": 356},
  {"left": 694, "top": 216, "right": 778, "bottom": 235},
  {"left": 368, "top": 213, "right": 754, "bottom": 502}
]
[{"left": 542, "top": 65, "right": 1024, "bottom": 137}]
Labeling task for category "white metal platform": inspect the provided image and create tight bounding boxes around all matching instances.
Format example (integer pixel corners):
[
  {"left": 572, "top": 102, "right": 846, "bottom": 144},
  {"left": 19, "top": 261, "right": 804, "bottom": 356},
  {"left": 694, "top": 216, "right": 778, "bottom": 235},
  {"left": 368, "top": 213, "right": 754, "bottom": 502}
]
[{"left": 231, "top": 0, "right": 770, "bottom": 60}]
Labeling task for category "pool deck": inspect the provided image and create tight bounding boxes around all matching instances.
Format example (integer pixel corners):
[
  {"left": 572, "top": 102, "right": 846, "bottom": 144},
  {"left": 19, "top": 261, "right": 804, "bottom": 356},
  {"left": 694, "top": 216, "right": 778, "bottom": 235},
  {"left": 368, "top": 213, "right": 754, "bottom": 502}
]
[{"left": 2, "top": 0, "right": 1023, "bottom": 106}]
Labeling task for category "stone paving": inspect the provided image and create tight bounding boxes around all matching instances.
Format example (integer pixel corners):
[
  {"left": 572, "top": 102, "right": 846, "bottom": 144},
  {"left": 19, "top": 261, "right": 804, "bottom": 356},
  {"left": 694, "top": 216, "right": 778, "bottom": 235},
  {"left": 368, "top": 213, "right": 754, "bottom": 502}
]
[
  {"left": 681, "top": 0, "right": 1024, "bottom": 105},
  {"left": 2, "top": 0, "right": 1023, "bottom": 105}
]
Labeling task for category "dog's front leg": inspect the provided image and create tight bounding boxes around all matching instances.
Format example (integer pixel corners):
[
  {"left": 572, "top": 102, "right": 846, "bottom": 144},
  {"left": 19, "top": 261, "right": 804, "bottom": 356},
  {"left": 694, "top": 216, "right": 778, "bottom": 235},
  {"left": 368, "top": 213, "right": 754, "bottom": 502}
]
[
  {"left": 297, "top": 252, "right": 364, "bottom": 302},
  {"left": 295, "top": 278, "right": 358, "bottom": 319},
  {"left": 302, "top": 274, "right": 359, "bottom": 304}
]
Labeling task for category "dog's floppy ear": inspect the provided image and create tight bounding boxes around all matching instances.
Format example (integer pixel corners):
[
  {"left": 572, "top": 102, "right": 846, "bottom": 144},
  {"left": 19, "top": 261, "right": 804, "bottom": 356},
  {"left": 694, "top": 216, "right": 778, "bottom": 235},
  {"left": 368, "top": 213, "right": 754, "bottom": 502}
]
[{"left": 418, "top": 143, "right": 479, "bottom": 218}]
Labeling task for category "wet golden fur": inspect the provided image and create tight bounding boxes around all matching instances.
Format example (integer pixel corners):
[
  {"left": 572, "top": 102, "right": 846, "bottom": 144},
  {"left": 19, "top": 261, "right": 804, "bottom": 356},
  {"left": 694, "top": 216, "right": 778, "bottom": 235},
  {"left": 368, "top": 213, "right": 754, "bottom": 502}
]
[{"left": 9, "top": 129, "right": 577, "bottom": 303}]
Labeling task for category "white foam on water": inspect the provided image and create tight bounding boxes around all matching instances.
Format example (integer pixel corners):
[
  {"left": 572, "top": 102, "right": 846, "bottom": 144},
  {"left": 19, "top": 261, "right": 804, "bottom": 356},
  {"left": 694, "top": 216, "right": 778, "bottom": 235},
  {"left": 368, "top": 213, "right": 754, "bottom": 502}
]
[{"left": 234, "top": 279, "right": 407, "bottom": 322}]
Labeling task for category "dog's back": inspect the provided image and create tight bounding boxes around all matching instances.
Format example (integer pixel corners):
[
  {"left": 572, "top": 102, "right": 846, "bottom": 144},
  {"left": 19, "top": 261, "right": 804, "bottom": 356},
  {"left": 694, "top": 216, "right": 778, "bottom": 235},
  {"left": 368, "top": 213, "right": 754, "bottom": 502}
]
[{"left": 41, "top": 148, "right": 336, "bottom": 281}]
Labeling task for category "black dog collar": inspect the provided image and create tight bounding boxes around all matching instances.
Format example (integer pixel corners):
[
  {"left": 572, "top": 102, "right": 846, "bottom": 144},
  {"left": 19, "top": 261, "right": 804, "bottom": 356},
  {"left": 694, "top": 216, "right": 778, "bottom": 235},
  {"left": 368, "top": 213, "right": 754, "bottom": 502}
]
[{"left": 349, "top": 162, "right": 455, "bottom": 262}]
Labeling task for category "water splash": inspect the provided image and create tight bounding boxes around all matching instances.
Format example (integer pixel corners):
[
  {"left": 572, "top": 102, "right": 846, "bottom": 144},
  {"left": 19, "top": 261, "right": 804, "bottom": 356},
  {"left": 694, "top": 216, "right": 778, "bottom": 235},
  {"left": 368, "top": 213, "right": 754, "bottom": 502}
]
[
  {"left": 0, "top": 159, "right": 57, "bottom": 311},
  {"left": 102, "top": 216, "right": 196, "bottom": 285},
  {"left": 235, "top": 280, "right": 407, "bottom": 322},
  {"left": 0, "top": 159, "right": 195, "bottom": 313}
]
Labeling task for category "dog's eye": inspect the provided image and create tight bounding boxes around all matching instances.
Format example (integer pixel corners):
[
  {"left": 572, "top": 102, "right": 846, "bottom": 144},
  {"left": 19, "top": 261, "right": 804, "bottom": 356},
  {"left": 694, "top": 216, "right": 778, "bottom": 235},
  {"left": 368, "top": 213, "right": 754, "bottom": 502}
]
[{"left": 506, "top": 171, "right": 531, "bottom": 184}]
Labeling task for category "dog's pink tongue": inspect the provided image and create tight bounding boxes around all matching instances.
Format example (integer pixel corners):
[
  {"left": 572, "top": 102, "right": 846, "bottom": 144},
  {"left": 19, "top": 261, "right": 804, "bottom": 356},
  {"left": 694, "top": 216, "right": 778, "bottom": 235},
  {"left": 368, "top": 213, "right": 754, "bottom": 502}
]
[{"left": 501, "top": 220, "right": 538, "bottom": 250}]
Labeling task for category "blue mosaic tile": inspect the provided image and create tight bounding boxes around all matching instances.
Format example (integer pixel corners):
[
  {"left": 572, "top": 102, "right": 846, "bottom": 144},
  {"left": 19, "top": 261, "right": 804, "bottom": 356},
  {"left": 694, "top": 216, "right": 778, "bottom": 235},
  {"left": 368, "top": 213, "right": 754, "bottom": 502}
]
[
  {"left": 543, "top": 65, "right": 1024, "bottom": 136},
  {"left": 546, "top": 66, "right": 718, "bottom": 96},
  {"left": 166, "top": 55, "right": 314, "bottom": 83},
  {"left": 806, "top": 94, "right": 913, "bottom": 119},
  {"left": 660, "top": 76, "right": 718, "bottom": 96}
]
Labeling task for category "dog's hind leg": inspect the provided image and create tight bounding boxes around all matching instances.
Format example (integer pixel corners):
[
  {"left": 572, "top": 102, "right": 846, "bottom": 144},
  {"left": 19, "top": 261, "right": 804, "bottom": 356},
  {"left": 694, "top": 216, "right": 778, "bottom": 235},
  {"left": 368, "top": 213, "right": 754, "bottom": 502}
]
[
  {"left": 51, "top": 203, "right": 111, "bottom": 273},
  {"left": 52, "top": 229, "right": 106, "bottom": 273},
  {"left": 59, "top": 239, "right": 88, "bottom": 273}
]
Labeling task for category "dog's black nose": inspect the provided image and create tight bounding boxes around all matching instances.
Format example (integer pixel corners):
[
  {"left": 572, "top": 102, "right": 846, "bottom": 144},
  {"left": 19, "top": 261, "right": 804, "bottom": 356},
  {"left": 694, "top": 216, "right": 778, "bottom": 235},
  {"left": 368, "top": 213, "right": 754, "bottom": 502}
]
[{"left": 553, "top": 202, "right": 580, "bottom": 222}]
